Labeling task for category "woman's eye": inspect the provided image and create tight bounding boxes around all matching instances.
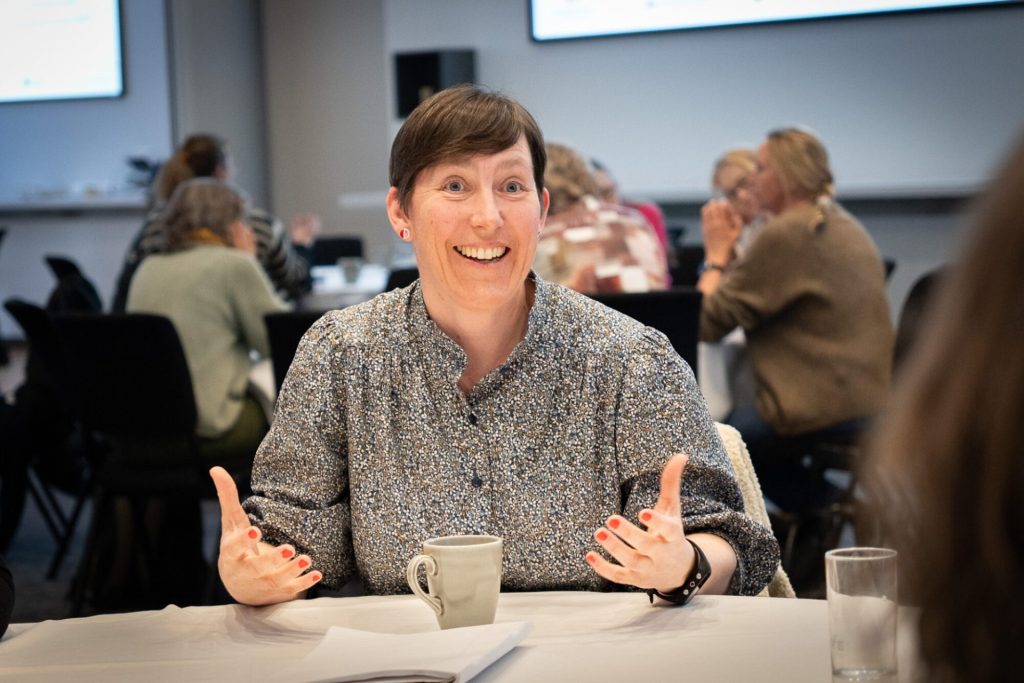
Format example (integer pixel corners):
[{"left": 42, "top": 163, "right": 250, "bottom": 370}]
[
  {"left": 504, "top": 181, "right": 524, "bottom": 193},
  {"left": 444, "top": 180, "right": 464, "bottom": 192}
]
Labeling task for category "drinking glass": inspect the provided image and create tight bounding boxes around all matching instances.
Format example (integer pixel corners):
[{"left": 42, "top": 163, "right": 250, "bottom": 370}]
[{"left": 826, "top": 547, "right": 898, "bottom": 681}]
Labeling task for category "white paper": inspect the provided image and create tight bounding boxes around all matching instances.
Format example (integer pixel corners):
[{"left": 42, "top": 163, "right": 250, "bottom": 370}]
[{"left": 278, "top": 620, "right": 531, "bottom": 683}]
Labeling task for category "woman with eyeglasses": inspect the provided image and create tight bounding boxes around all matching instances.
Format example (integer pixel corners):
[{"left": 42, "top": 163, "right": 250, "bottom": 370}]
[{"left": 697, "top": 128, "right": 893, "bottom": 515}]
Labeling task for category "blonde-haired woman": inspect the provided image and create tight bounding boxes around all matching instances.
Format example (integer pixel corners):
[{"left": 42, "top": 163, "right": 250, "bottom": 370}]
[
  {"left": 534, "top": 142, "right": 668, "bottom": 293},
  {"left": 698, "top": 128, "right": 893, "bottom": 515},
  {"left": 710, "top": 148, "right": 762, "bottom": 257}
]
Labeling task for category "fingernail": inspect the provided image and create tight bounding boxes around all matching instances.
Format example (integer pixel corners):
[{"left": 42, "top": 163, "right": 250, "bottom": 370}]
[
  {"left": 298, "top": 559, "right": 309, "bottom": 569},
  {"left": 640, "top": 511, "right": 652, "bottom": 522},
  {"left": 282, "top": 548, "right": 294, "bottom": 559},
  {"left": 311, "top": 572, "right": 322, "bottom": 582},
  {"left": 248, "top": 529, "right": 258, "bottom": 540},
  {"left": 608, "top": 517, "right": 620, "bottom": 529},
  {"left": 585, "top": 553, "right": 596, "bottom": 564},
  {"left": 596, "top": 530, "right": 609, "bottom": 542}
]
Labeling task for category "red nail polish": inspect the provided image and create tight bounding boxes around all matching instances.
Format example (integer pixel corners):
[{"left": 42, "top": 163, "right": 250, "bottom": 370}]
[
  {"left": 282, "top": 548, "right": 294, "bottom": 559},
  {"left": 248, "top": 529, "right": 258, "bottom": 539},
  {"left": 585, "top": 553, "right": 596, "bottom": 564},
  {"left": 640, "top": 511, "right": 652, "bottom": 522},
  {"left": 596, "top": 530, "right": 608, "bottom": 542},
  {"left": 298, "top": 559, "right": 309, "bottom": 569},
  {"left": 608, "top": 518, "right": 620, "bottom": 529},
  {"left": 311, "top": 573, "right": 322, "bottom": 582}
]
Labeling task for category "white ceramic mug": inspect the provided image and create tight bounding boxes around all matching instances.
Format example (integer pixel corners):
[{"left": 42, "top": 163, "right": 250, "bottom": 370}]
[{"left": 406, "top": 535, "right": 502, "bottom": 630}]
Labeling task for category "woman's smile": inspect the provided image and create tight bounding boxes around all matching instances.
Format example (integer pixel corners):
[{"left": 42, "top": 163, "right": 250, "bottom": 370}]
[{"left": 454, "top": 245, "right": 509, "bottom": 263}]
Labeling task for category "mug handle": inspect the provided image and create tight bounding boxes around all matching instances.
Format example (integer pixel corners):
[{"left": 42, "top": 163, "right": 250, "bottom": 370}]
[{"left": 406, "top": 554, "right": 443, "bottom": 616}]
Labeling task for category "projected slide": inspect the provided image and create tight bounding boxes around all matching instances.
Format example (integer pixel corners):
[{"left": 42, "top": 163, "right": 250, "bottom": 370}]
[
  {"left": 531, "top": 0, "right": 1015, "bottom": 40},
  {"left": 0, "top": 0, "right": 123, "bottom": 104}
]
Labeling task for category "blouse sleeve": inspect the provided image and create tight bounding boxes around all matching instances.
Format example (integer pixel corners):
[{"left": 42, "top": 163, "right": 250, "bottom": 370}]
[
  {"left": 614, "top": 328, "right": 779, "bottom": 596},
  {"left": 242, "top": 314, "right": 356, "bottom": 588}
]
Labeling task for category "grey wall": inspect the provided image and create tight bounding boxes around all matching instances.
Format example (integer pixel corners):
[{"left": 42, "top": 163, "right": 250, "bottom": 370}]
[
  {"left": 261, "top": 0, "right": 391, "bottom": 263},
  {"left": 169, "top": 0, "right": 269, "bottom": 207}
]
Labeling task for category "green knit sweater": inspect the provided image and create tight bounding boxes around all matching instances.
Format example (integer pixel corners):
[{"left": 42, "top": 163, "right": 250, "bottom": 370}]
[
  {"left": 700, "top": 201, "right": 894, "bottom": 435},
  {"left": 127, "top": 245, "right": 288, "bottom": 437}
]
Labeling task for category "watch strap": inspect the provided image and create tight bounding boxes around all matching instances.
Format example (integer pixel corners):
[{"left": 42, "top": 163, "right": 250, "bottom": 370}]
[
  {"left": 697, "top": 260, "right": 726, "bottom": 277},
  {"left": 646, "top": 538, "right": 712, "bottom": 606}
]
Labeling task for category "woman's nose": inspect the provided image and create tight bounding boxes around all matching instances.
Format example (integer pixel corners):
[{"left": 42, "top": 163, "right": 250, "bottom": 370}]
[{"left": 470, "top": 190, "right": 504, "bottom": 230}]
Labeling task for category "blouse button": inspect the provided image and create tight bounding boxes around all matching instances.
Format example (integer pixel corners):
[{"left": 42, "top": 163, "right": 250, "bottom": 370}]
[
  {"left": 471, "top": 474, "right": 483, "bottom": 488},
  {"left": 468, "top": 413, "right": 478, "bottom": 426}
]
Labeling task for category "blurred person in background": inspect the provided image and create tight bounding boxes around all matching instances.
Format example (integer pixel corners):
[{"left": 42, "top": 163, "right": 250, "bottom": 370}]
[
  {"left": 591, "top": 158, "right": 670, "bottom": 258},
  {"left": 112, "top": 133, "right": 320, "bottom": 311},
  {"left": 534, "top": 143, "right": 668, "bottom": 293},
  {"left": 710, "top": 148, "right": 764, "bottom": 259},
  {"left": 698, "top": 128, "right": 893, "bottom": 512},
  {"left": 863, "top": 134, "right": 1024, "bottom": 683},
  {"left": 127, "top": 178, "right": 288, "bottom": 468}
]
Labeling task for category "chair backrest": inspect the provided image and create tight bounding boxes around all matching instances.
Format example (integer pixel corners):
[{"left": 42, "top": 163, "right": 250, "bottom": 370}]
[
  {"left": 51, "top": 313, "right": 197, "bottom": 439},
  {"left": 883, "top": 257, "right": 897, "bottom": 281},
  {"left": 311, "top": 236, "right": 364, "bottom": 265},
  {"left": 590, "top": 288, "right": 702, "bottom": 374},
  {"left": 670, "top": 245, "right": 705, "bottom": 287},
  {"left": 715, "top": 422, "right": 796, "bottom": 598},
  {"left": 44, "top": 255, "right": 102, "bottom": 313},
  {"left": 264, "top": 310, "right": 328, "bottom": 391},
  {"left": 385, "top": 267, "right": 419, "bottom": 291}
]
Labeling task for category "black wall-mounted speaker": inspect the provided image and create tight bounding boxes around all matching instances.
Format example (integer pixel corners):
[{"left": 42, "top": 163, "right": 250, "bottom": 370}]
[{"left": 394, "top": 49, "right": 476, "bottom": 118}]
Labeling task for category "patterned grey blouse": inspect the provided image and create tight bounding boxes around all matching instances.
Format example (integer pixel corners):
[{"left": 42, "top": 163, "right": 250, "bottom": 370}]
[{"left": 244, "top": 277, "right": 779, "bottom": 596}]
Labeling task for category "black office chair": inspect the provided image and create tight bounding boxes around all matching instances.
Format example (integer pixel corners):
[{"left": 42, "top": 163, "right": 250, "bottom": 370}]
[
  {"left": 760, "top": 420, "right": 869, "bottom": 597},
  {"left": 590, "top": 287, "right": 703, "bottom": 375},
  {"left": 668, "top": 245, "right": 705, "bottom": 287},
  {"left": 311, "top": 236, "right": 364, "bottom": 265},
  {"left": 44, "top": 255, "right": 102, "bottom": 312},
  {"left": 2, "top": 299, "right": 93, "bottom": 579},
  {"left": 52, "top": 312, "right": 223, "bottom": 614},
  {"left": 264, "top": 310, "right": 328, "bottom": 392},
  {"left": 385, "top": 267, "right": 419, "bottom": 291}
]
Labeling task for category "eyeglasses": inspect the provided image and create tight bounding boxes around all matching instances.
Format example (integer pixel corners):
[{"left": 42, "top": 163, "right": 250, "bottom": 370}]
[{"left": 715, "top": 176, "right": 751, "bottom": 202}]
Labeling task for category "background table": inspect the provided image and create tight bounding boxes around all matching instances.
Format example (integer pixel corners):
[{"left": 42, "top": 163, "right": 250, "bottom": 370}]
[{"left": 0, "top": 592, "right": 919, "bottom": 682}]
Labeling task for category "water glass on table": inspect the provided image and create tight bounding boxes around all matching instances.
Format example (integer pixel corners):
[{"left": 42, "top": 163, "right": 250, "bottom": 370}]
[{"left": 826, "top": 547, "right": 898, "bottom": 681}]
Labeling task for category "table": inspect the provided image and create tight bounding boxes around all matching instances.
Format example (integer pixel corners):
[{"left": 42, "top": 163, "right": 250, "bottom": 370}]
[
  {"left": 0, "top": 592, "right": 921, "bottom": 682},
  {"left": 300, "top": 263, "right": 389, "bottom": 311}
]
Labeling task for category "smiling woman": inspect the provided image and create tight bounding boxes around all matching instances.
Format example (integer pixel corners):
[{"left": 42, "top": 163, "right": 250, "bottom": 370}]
[{"left": 208, "top": 85, "right": 780, "bottom": 610}]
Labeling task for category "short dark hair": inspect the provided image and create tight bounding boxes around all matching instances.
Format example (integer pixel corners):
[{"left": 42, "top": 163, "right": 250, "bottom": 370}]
[{"left": 388, "top": 84, "right": 546, "bottom": 212}]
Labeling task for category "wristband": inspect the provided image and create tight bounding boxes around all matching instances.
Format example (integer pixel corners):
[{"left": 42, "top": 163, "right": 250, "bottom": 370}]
[{"left": 646, "top": 538, "right": 711, "bottom": 606}]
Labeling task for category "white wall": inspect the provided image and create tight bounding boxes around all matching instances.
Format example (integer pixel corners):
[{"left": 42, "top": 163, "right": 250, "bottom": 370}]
[
  {"left": 383, "top": 0, "right": 1024, "bottom": 201},
  {"left": 168, "top": 0, "right": 269, "bottom": 207},
  {"left": 261, "top": 0, "right": 392, "bottom": 263},
  {"left": 0, "top": 0, "right": 172, "bottom": 339},
  {"left": 0, "top": 0, "right": 173, "bottom": 202}
]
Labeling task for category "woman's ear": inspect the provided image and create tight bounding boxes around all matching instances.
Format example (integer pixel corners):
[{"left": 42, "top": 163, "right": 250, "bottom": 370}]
[{"left": 386, "top": 187, "right": 411, "bottom": 241}]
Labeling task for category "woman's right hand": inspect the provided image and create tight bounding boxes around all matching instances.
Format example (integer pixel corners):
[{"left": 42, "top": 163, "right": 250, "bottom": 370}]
[{"left": 209, "top": 466, "right": 322, "bottom": 606}]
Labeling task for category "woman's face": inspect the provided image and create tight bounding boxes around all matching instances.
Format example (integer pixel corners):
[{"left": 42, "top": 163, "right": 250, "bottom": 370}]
[
  {"left": 752, "top": 142, "right": 786, "bottom": 215},
  {"left": 713, "top": 164, "right": 757, "bottom": 223},
  {"left": 387, "top": 136, "right": 549, "bottom": 313}
]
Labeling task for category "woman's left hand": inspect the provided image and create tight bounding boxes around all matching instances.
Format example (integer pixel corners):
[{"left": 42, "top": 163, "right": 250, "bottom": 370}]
[{"left": 585, "top": 454, "right": 696, "bottom": 593}]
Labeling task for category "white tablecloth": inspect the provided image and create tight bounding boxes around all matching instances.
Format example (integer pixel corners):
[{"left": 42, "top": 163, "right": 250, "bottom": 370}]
[{"left": 0, "top": 592, "right": 920, "bottom": 682}]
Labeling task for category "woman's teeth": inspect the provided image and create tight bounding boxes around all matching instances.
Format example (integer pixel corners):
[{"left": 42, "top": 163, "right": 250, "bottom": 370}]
[{"left": 456, "top": 246, "right": 507, "bottom": 261}]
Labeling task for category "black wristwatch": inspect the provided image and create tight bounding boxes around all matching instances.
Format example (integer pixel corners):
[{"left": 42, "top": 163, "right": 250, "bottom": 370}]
[
  {"left": 696, "top": 260, "right": 726, "bottom": 277},
  {"left": 646, "top": 539, "right": 712, "bottom": 606}
]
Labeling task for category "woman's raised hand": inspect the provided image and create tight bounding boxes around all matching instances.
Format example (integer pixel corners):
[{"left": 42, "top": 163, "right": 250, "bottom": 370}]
[
  {"left": 209, "top": 466, "right": 322, "bottom": 606},
  {"left": 700, "top": 199, "right": 743, "bottom": 266},
  {"left": 585, "top": 454, "right": 696, "bottom": 593}
]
